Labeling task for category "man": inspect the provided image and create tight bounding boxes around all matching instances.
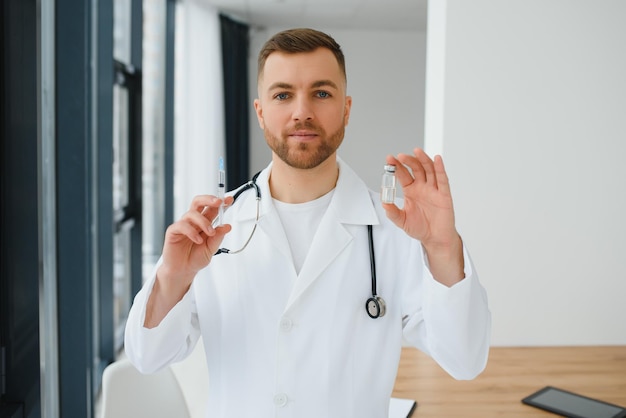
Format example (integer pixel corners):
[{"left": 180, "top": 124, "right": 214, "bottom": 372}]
[{"left": 125, "top": 28, "right": 491, "bottom": 417}]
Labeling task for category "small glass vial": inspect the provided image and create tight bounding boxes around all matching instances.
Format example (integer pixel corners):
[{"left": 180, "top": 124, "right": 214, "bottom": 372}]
[{"left": 381, "top": 164, "right": 396, "bottom": 203}]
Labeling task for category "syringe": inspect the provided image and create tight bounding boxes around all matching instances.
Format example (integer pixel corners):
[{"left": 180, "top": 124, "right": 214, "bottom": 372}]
[{"left": 217, "top": 156, "right": 225, "bottom": 226}]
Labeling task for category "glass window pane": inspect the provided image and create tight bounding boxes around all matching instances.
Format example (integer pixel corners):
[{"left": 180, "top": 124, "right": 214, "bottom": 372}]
[
  {"left": 113, "top": 226, "right": 132, "bottom": 348},
  {"left": 113, "top": 0, "right": 132, "bottom": 64},
  {"left": 113, "top": 84, "right": 129, "bottom": 210}
]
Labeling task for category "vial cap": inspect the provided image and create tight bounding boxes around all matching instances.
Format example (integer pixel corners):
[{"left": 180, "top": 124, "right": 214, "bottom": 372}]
[{"left": 384, "top": 164, "right": 396, "bottom": 173}]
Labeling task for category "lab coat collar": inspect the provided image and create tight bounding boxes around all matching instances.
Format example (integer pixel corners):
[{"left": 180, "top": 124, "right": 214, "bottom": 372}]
[
  {"left": 331, "top": 157, "right": 380, "bottom": 226},
  {"left": 231, "top": 157, "right": 381, "bottom": 310},
  {"left": 232, "top": 157, "right": 380, "bottom": 227}
]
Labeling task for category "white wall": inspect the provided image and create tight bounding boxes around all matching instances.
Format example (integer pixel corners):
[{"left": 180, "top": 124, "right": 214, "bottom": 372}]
[
  {"left": 429, "top": 0, "right": 626, "bottom": 345},
  {"left": 248, "top": 28, "right": 427, "bottom": 193}
]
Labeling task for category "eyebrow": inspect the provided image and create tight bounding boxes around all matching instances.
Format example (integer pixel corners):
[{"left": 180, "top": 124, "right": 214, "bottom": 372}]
[
  {"left": 311, "top": 79, "right": 339, "bottom": 90},
  {"left": 268, "top": 82, "right": 293, "bottom": 91},
  {"left": 267, "top": 79, "right": 339, "bottom": 91}
]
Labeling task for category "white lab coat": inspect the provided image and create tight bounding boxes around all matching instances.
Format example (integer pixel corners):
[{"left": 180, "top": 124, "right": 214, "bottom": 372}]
[{"left": 125, "top": 158, "right": 491, "bottom": 418}]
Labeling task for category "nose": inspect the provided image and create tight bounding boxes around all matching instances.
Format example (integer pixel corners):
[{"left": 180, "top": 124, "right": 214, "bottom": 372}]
[{"left": 292, "top": 96, "right": 314, "bottom": 121}]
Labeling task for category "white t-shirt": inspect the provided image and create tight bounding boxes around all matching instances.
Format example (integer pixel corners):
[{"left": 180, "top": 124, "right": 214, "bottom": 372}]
[{"left": 272, "top": 190, "right": 334, "bottom": 275}]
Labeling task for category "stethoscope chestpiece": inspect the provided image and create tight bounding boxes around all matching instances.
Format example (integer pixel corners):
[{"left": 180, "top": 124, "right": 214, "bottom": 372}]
[{"left": 365, "top": 295, "right": 386, "bottom": 319}]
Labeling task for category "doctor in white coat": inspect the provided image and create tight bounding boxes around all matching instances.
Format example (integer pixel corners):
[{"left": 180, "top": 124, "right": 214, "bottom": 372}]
[{"left": 125, "top": 28, "right": 491, "bottom": 418}]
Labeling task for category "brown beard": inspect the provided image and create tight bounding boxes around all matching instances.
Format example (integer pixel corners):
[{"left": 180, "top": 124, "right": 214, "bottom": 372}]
[{"left": 264, "top": 121, "right": 345, "bottom": 169}]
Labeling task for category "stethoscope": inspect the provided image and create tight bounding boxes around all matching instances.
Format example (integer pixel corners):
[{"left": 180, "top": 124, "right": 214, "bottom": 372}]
[{"left": 214, "top": 173, "right": 386, "bottom": 319}]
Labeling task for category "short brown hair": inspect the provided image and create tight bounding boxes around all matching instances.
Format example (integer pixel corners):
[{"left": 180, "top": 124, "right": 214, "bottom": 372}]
[{"left": 257, "top": 28, "right": 346, "bottom": 83}]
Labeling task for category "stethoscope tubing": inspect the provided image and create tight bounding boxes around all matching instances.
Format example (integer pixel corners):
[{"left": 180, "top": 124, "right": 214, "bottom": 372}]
[
  {"left": 216, "top": 173, "right": 385, "bottom": 318},
  {"left": 367, "top": 225, "right": 378, "bottom": 296}
]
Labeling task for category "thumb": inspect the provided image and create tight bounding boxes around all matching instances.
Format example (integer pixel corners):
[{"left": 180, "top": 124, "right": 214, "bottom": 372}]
[
  {"left": 205, "top": 224, "right": 232, "bottom": 255},
  {"left": 382, "top": 204, "right": 405, "bottom": 230}
]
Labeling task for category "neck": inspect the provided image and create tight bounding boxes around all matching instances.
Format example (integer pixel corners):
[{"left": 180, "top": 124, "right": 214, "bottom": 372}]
[{"left": 269, "top": 155, "right": 339, "bottom": 203}]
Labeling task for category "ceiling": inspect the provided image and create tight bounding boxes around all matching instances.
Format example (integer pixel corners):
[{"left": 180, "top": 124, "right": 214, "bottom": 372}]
[{"left": 205, "top": 0, "right": 428, "bottom": 31}]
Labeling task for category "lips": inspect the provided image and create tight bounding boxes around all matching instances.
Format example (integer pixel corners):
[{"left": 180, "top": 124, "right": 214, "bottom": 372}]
[
  {"left": 287, "top": 121, "right": 323, "bottom": 137},
  {"left": 288, "top": 130, "right": 319, "bottom": 140}
]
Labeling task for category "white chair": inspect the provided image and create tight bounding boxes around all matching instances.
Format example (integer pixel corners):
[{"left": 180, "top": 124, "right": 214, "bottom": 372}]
[
  {"left": 169, "top": 339, "right": 210, "bottom": 418},
  {"left": 100, "top": 339, "right": 209, "bottom": 418},
  {"left": 100, "top": 358, "right": 191, "bottom": 418}
]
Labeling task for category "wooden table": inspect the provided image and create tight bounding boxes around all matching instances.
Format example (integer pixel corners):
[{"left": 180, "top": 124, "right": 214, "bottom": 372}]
[{"left": 392, "top": 346, "right": 626, "bottom": 417}]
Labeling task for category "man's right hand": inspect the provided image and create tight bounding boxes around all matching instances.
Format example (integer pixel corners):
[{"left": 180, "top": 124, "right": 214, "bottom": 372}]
[{"left": 144, "top": 194, "right": 233, "bottom": 328}]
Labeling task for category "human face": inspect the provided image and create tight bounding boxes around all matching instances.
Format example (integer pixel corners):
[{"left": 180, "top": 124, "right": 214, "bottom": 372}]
[{"left": 254, "top": 48, "right": 352, "bottom": 170}]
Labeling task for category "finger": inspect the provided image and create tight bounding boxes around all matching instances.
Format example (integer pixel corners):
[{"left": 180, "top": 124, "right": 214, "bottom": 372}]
[
  {"left": 182, "top": 210, "right": 217, "bottom": 237},
  {"left": 397, "top": 152, "right": 427, "bottom": 186},
  {"left": 190, "top": 195, "right": 221, "bottom": 214},
  {"left": 222, "top": 195, "right": 234, "bottom": 208},
  {"left": 415, "top": 148, "right": 438, "bottom": 187},
  {"left": 166, "top": 220, "right": 207, "bottom": 245},
  {"left": 388, "top": 154, "right": 419, "bottom": 189},
  {"left": 205, "top": 223, "right": 232, "bottom": 255},
  {"left": 199, "top": 196, "right": 227, "bottom": 222},
  {"left": 382, "top": 202, "right": 405, "bottom": 230},
  {"left": 384, "top": 155, "right": 408, "bottom": 187},
  {"left": 210, "top": 195, "right": 234, "bottom": 226},
  {"left": 402, "top": 148, "right": 438, "bottom": 188},
  {"left": 434, "top": 155, "right": 451, "bottom": 195}
]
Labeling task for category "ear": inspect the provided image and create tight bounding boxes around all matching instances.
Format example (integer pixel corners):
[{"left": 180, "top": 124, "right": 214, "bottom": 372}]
[
  {"left": 253, "top": 98, "right": 265, "bottom": 129},
  {"left": 343, "top": 96, "right": 352, "bottom": 127}
]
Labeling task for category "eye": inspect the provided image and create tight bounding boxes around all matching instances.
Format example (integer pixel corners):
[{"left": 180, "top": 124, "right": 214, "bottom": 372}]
[
  {"left": 316, "top": 91, "right": 331, "bottom": 99},
  {"left": 274, "top": 92, "right": 290, "bottom": 101}
]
